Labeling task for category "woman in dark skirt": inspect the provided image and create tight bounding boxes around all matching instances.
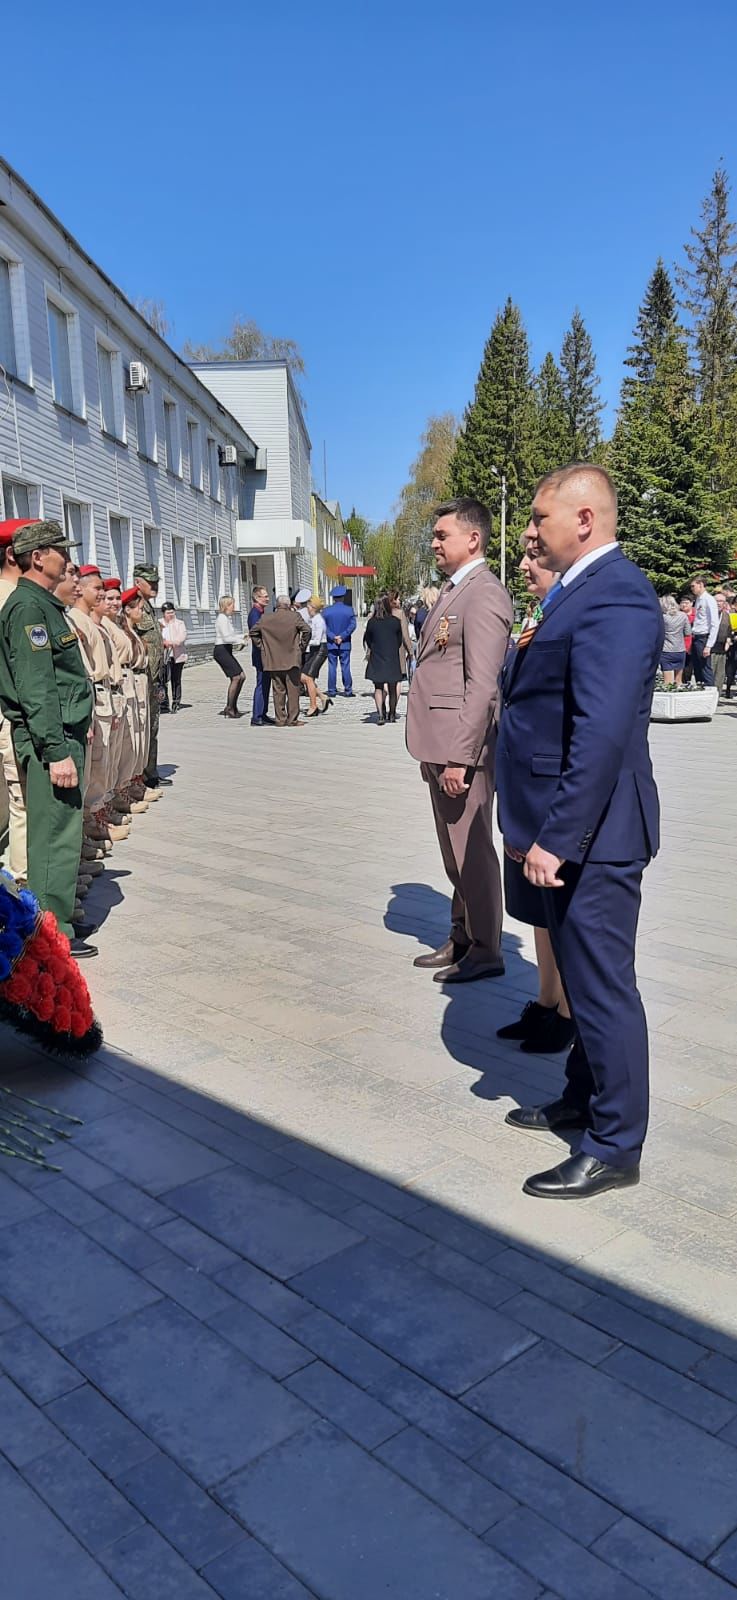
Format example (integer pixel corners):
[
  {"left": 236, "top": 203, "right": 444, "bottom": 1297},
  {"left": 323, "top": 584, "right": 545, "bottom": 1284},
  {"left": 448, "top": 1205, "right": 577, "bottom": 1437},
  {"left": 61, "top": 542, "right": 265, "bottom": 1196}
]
[
  {"left": 363, "top": 595, "right": 403, "bottom": 724},
  {"left": 497, "top": 539, "right": 575, "bottom": 1055},
  {"left": 213, "top": 595, "right": 246, "bottom": 718}
]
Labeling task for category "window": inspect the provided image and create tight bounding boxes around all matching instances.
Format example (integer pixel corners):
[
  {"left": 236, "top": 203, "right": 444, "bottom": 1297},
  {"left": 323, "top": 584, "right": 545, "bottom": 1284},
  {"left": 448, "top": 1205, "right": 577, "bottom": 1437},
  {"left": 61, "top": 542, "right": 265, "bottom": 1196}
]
[
  {"left": 187, "top": 419, "right": 202, "bottom": 490},
  {"left": 109, "top": 514, "right": 130, "bottom": 584},
  {"left": 172, "top": 536, "right": 188, "bottom": 608},
  {"left": 229, "top": 555, "right": 239, "bottom": 608},
  {"left": 0, "top": 259, "right": 15, "bottom": 376},
  {"left": 164, "top": 399, "right": 180, "bottom": 475},
  {"left": 208, "top": 437, "right": 220, "bottom": 501},
  {"left": 63, "top": 499, "right": 93, "bottom": 564},
  {"left": 2, "top": 477, "right": 39, "bottom": 520},
  {"left": 212, "top": 553, "right": 223, "bottom": 602},
  {"left": 143, "top": 525, "right": 161, "bottom": 572},
  {"left": 135, "top": 386, "right": 157, "bottom": 461},
  {"left": 0, "top": 254, "right": 31, "bottom": 384},
  {"left": 193, "top": 543, "right": 207, "bottom": 608},
  {"left": 97, "top": 338, "right": 125, "bottom": 440},
  {"left": 47, "top": 293, "right": 84, "bottom": 415}
]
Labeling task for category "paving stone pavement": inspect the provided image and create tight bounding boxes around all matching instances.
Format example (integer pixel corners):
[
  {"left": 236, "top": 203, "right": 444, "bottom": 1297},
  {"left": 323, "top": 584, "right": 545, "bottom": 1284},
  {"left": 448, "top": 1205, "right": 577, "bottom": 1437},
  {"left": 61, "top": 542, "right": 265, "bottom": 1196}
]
[{"left": 2, "top": 652, "right": 737, "bottom": 1597}]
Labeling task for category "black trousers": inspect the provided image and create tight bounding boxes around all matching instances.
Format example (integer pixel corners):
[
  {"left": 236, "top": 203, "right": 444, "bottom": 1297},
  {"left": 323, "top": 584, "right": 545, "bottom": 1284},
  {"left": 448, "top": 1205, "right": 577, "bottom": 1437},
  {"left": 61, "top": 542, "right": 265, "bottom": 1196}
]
[
  {"left": 165, "top": 660, "right": 184, "bottom": 707},
  {"left": 691, "top": 634, "right": 715, "bottom": 687}
]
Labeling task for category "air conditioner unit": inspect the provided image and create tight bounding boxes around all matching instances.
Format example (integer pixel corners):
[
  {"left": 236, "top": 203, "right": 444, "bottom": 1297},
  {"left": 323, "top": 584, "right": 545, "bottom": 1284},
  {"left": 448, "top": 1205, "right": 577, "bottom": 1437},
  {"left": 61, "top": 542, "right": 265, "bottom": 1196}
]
[
  {"left": 209, "top": 535, "right": 222, "bottom": 558},
  {"left": 255, "top": 446, "right": 267, "bottom": 471},
  {"left": 127, "top": 361, "right": 150, "bottom": 392},
  {"left": 219, "top": 444, "right": 237, "bottom": 466}
]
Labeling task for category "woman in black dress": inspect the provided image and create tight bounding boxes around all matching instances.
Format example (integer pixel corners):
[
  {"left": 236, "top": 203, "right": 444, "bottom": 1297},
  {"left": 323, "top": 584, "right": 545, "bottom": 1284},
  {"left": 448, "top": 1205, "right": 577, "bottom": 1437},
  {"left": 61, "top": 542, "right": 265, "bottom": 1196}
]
[{"left": 364, "top": 595, "right": 403, "bottom": 724}]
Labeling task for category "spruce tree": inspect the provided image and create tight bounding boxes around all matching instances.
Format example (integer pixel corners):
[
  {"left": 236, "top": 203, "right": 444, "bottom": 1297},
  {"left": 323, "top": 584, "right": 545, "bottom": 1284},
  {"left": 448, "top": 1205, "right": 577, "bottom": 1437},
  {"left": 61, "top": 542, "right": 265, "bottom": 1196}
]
[
  {"left": 560, "top": 309, "right": 603, "bottom": 458},
  {"left": 624, "top": 260, "right": 677, "bottom": 387},
  {"left": 610, "top": 321, "right": 730, "bottom": 591},
  {"left": 677, "top": 165, "right": 737, "bottom": 526},
  {"left": 534, "top": 352, "right": 570, "bottom": 476},
  {"left": 447, "top": 298, "right": 537, "bottom": 567}
]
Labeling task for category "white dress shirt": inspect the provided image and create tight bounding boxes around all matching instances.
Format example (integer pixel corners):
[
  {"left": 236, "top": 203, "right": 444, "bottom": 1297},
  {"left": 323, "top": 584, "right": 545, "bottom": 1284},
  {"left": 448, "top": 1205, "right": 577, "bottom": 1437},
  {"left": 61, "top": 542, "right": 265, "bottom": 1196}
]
[
  {"left": 309, "top": 612, "right": 327, "bottom": 646},
  {"left": 560, "top": 542, "right": 619, "bottom": 588},
  {"left": 449, "top": 556, "right": 487, "bottom": 587},
  {"left": 692, "top": 590, "right": 719, "bottom": 648},
  {"left": 215, "top": 613, "right": 243, "bottom": 647}
]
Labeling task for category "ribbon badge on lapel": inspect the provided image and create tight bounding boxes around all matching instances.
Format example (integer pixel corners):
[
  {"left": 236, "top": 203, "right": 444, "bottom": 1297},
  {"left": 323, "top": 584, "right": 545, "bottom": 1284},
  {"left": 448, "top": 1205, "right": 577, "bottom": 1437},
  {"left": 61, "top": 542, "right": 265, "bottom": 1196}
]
[
  {"left": 435, "top": 617, "right": 450, "bottom": 652},
  {"left": 515, "top": 603, "right": 544, "bottom": 651}
]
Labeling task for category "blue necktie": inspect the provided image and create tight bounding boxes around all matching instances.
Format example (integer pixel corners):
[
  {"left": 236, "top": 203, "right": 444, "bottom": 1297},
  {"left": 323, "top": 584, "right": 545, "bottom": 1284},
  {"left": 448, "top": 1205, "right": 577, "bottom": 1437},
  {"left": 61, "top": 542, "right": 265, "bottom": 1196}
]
[{"left": 541, "top": 580, "right": 563, "bottom": 610}]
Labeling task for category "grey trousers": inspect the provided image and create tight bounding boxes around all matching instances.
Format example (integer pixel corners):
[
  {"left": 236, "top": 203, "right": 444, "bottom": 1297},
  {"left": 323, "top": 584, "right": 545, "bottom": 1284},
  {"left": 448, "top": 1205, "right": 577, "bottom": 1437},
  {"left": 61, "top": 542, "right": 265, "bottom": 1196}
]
[{"left": 422, "top": 758, "right": 503, "bottom": 961}]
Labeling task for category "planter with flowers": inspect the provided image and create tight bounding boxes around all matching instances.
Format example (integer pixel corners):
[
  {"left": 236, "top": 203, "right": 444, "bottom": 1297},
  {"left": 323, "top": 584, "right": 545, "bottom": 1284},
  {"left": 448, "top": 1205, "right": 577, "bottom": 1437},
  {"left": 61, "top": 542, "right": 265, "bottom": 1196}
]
[{"left": 650, "top": 680, "right": 720, "bottom": 722}]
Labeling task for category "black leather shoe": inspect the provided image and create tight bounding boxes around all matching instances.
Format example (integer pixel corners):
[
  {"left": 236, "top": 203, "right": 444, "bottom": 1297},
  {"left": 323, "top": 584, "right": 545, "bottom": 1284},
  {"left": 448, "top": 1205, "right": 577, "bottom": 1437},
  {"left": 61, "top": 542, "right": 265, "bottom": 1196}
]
[
  {"left": 262, "top": 715, "right": 277, "bottom": 725},
  {"left": 154, "top": 776, "right": 173, "bottom": 786},
  {"left": 71, "top": 938, "right": 98, "bottom": 960},
  {"left": 523, "top": 1150, "right": 640, "bottom": 1200},
  {"left": 72, "top": 920, "right": 99, "bottom": 940},
  {"left": 434, "top": 951, "right": 505, "bottom": 984},
  {"left": 505, "top": 1098, "right": 588, "bottom": 1134},
  {"left": 413, "top": 938, "right": 469, "bottom": 970},
  {"left": 520, "top": 1011, "right": 577, "bottom": 1055},
  {"left": 497, "top": 1000, "right": 556, "bottom": 1041}
]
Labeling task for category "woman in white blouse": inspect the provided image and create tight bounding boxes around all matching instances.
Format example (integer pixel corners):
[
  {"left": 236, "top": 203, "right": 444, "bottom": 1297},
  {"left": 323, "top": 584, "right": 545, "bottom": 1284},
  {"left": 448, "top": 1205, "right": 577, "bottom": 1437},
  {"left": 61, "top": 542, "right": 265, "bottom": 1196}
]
[
  {"left": 213, "top": 595, "right": 246, "bottom": 718},
  {"left": 301, "top": 596, "right": 331, "bottom": 716}
]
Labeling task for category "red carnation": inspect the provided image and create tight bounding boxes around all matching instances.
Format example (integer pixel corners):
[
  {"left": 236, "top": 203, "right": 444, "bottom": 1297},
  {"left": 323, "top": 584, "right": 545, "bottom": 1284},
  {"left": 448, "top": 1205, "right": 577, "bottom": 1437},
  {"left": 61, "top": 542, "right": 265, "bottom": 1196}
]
[{"left": 34, "top": 996, "right": 55, "bottom": 1021}]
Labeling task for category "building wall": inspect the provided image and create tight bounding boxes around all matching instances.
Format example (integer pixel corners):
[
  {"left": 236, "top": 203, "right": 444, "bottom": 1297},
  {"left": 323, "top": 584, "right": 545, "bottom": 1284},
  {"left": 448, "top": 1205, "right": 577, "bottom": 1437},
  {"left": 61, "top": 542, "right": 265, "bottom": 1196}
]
[
  {"left": 191, "top": 362, "right": 302, "bottom": 522},
  {"left": 0, "top": 164, "right": 254, "bottom": 648}
]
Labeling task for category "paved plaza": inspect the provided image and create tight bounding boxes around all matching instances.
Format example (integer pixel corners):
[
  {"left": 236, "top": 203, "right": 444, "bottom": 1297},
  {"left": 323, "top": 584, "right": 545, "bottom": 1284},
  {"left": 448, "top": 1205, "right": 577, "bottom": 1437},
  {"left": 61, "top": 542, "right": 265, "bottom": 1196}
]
[{"left": 2, "top": 652, "right": 737, "bottom": 1598}]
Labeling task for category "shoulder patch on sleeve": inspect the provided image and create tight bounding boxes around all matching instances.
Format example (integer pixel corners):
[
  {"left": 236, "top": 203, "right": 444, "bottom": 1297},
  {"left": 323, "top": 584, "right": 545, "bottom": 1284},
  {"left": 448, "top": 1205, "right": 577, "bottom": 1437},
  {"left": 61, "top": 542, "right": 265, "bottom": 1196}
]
[{"left": 25, "top": 624, "right": 50, "bottom": 650}]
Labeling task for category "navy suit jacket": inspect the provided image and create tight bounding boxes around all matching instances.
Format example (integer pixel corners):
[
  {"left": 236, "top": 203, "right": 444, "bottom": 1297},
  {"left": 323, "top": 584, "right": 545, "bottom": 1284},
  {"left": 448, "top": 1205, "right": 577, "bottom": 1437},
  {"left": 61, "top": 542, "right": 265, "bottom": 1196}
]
[
  {"left": 496, "top": 547, "right": 664, "bottom": 865},
  {"left": 247, "top": 605, "right": 266, "bottom": 670}
]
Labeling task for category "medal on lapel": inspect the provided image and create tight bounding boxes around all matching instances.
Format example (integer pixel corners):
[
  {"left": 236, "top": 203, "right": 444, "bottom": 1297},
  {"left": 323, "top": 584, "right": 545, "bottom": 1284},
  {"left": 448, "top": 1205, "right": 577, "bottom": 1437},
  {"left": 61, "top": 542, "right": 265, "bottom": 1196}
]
[{"left": 435, "top": 617, "right": 450, "bottom": 652}]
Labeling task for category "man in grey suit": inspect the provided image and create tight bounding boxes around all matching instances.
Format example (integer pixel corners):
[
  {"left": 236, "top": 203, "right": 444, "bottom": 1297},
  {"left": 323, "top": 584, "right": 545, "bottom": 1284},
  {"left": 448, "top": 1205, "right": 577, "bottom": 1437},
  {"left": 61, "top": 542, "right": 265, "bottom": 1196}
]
[{"left": 406, "top": 497, "right": 513, "bottom": 982}]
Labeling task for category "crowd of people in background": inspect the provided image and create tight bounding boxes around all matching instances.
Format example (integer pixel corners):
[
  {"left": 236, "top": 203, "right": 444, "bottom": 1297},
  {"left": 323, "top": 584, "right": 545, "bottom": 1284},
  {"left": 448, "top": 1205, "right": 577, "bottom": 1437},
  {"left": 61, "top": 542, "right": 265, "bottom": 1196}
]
[
  {"left": 658, "top": 577, "right": 737, "bottom": 693},
  {"left": 0, "top": 519, "right": 177, "bottom": 962}
]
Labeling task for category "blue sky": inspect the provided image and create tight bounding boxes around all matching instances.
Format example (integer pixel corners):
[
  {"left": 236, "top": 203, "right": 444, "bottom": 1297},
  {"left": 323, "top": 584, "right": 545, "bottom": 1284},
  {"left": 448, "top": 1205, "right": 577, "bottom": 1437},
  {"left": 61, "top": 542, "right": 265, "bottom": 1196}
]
[{"left": 4, "top": 0, "right": 736, "bottom": 523}]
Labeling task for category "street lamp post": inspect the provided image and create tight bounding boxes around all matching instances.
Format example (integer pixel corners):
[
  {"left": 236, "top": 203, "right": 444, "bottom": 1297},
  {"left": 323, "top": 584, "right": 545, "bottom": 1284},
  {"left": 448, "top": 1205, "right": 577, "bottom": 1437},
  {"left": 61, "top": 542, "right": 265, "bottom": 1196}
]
[{"left": 491, "top": 466, "right": 507, "bottom": 587}]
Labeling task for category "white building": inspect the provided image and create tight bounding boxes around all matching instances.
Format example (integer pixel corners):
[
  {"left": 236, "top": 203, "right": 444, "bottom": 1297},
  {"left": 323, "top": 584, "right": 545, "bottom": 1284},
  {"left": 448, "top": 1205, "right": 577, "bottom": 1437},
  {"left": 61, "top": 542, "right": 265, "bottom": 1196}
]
[
  {"left": 0, "top": 158, "right": 258, "bottom": 651},
  {"left": 190, "top": 360, "right": 316, "bottom": 601}
]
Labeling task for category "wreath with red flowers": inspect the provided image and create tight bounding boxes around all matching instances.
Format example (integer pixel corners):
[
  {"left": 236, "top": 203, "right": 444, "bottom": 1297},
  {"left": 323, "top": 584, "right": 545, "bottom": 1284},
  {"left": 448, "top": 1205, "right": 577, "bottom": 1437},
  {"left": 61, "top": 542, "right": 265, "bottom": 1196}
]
[{"left": 0, "top": 877, "right": 102, "bottom": 1056}]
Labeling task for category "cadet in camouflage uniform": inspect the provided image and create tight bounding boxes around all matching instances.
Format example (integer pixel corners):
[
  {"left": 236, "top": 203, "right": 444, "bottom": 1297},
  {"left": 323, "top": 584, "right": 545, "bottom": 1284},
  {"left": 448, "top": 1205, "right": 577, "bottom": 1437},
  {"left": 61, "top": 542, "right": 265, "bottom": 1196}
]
[
  {"left": 132, "top": 562, "right": 170, "bottom": 794},
  {"left": 0, "top": 521, "right": 95, "bottom": 954}
]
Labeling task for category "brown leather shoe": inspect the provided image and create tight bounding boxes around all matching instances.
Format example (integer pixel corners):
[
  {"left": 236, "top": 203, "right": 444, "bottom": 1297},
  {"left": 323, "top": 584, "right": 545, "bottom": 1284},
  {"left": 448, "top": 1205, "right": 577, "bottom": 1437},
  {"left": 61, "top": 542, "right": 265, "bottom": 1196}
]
[
  {"left": 434, "top": 950, "right": 505, "bottom": 983},
  {"left": 414, "top": 938, "right": 469, "bottom": 970}
]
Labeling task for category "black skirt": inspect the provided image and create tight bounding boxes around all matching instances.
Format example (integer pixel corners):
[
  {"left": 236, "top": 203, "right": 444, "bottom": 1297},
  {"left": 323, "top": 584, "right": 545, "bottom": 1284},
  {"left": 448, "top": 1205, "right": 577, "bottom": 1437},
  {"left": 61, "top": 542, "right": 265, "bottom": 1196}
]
[
  {"left": 503, "top": 853, "right": 546, "bottom": 928},
  {"left": 303, "top": 643, "right": 327, "bottom": 680},
  {"left": 213, "top": 643, "right": 242, "bottom": 680}
]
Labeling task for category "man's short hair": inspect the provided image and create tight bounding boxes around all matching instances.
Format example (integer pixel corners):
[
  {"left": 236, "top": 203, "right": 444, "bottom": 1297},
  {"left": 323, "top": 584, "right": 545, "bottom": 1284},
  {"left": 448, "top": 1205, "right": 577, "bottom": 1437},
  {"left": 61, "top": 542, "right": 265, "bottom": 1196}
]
[
  {"left": 535, "top": 462, "right": 618, "bottom": 515},
  {"left": 14, "top": 547, "right": 51, "bottom": 572},
  {"left": 690, "top": 573, "right": 709, "bottom": 586},
  {"left": 275, "top": 594, "right": 291, "bottom": 609},
  {"left": 253, "top": 584, "right": 268, "bottom": 598},
  {"left": 434, "top": 496, "right": 491, "bottom": 553}
]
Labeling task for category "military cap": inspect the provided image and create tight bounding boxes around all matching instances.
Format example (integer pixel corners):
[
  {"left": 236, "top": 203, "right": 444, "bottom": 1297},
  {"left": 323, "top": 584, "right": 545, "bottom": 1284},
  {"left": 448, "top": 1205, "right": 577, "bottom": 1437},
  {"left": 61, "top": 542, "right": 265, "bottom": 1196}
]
[
  {"left": 294, "top": 587, "right": 311, "bottom": 605},
  {"left": 330, "top": 585, "right": 347, "bottom": 598},
  {"left": 121, "top": 586, "right": 140, "bottom": 606},
  {"left": 79, "top": 564, "right": 102, "bottom": 578},
  {"left": 0, "top": 518, "right": 35, "bottom": 548},
  {"left": 12, "top": 519, "right": 78, "bottom": 557},
  {"left": 132, "top": 562, "right": 160, "bottom": 585},
  {"left": 103, "top": 576, "right": 122, "bottom": 591}
]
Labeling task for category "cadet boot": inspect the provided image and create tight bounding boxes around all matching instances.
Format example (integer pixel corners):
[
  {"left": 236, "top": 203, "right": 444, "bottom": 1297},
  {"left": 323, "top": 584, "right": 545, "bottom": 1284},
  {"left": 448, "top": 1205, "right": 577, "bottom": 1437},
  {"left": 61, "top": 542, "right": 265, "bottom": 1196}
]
[
  {"left": 83, "top": 859, "right": 104, "bottom": 878},
  {"left": 81, "top": 841, "right": 105, "bottom": 862},
  {"left": 144, "top": 786, "right": 162, "bottom": 801}
]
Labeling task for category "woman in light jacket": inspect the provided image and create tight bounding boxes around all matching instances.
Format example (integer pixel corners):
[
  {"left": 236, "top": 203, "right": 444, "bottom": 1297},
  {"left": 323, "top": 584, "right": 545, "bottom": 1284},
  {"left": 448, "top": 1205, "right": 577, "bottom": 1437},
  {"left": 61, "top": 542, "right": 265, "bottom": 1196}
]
[{"left": 213, "top": 595, "right": 246, "bottom": 718}]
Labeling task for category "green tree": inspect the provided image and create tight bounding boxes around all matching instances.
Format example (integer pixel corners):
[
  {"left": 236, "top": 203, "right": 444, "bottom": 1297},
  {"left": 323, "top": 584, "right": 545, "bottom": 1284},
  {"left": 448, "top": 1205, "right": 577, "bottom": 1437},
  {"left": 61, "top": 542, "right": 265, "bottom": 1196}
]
[
  {"left": 624, "top": 259, "right": 676, "bottom": 387},
  {"left": 448, "top": 297, "right": 537, "bottom": 568},
  {"left": 610, "top": 315, "right": 729, "bottom": 590},
  {"left": 677, "top": 165, "right": 737, "bottom": 527},
  {"left": 182, "top": 317, "right": 306, "bottom": 392},
  {"left": 560, "top": 309, "right": 603, "bottom": 457},
  {"left": 393, "top": 413, "right": 457, "bottom": 583},
  {"left": 534, "top": 352, "right": 569, "bottom": 475}
]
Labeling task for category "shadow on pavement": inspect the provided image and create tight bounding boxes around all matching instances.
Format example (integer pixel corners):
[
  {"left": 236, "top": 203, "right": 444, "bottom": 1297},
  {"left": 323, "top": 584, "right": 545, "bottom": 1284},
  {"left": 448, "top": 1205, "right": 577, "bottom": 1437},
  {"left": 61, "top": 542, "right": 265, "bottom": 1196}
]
[{"left": 2, "top": 1031, "right": 737, "bottom": 1598}]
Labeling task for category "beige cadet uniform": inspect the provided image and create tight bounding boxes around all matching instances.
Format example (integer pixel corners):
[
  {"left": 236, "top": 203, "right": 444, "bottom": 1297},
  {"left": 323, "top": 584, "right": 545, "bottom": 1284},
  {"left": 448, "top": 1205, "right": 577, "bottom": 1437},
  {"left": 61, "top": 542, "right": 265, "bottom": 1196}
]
[
  {"left": 0, "top": 574, "right": 27, "bottom": 880},
  {"left": 101, "top": 615, "right": 139, "bottom": 790},
  {"left": 70, "top": 607, "right": 114, "bottom": 811}
]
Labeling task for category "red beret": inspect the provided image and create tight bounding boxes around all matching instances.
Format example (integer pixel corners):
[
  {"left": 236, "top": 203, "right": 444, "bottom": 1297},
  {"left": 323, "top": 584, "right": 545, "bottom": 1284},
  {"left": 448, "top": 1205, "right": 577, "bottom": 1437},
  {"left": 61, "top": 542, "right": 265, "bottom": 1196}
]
[
  {"left": 103, "top": 577, "right": 122, "bottom": 591},
  {"left": 0, "top": 518, "right": 37, "bottom": 549},
  {"left": 78, "top": 564, "right": 101, "bottom": 578},
  {"left": 120, "top": 587, "right": 139, "bottom": 606}
]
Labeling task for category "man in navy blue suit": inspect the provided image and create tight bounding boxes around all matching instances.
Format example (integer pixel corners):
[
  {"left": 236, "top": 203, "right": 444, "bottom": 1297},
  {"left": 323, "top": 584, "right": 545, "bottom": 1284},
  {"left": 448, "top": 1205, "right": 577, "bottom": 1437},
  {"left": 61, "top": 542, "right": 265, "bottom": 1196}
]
[
  {"left": 496, "top": 464, "right": 663, "bottom": 1200},
  {"left": 247, "top": 585, "right": 274, "bottom": 726}
]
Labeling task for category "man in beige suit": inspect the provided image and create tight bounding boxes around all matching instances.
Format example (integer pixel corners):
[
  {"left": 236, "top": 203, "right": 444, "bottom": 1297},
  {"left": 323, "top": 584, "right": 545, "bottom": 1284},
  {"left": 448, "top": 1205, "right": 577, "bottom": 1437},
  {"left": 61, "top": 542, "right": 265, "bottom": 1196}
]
[
  {"left": 249, "top": 597, "right": 311, "bottom": 727},
  {"left": 406, "top": 497, "right": 513, "bottom": 982}
]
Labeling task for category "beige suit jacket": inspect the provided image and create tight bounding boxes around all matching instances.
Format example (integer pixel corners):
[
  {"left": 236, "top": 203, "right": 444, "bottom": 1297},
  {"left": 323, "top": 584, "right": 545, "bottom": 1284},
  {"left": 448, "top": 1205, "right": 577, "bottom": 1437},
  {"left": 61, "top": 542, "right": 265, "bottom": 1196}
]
[
  {"left": 406, "top": 563, "right": 512, "bottom": 769},
  {"left": 249, "top": 609, "right": 311, "bottom": 673}
]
